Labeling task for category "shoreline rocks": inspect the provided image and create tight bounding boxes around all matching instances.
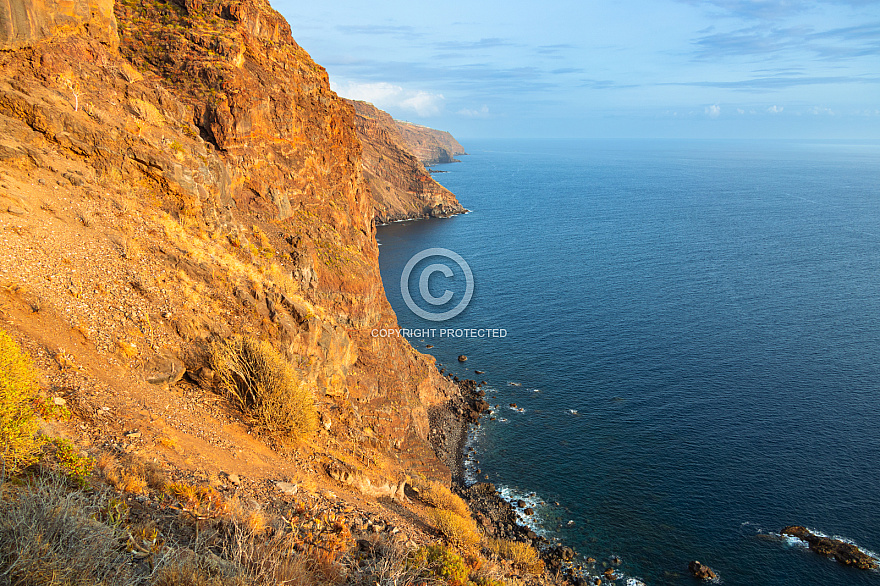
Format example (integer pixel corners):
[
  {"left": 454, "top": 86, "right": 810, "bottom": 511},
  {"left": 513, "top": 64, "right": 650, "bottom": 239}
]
[
  {"left": 781, "top": 526, "right": 878, "bottom": 570},
  {"left": 427, "top": 374, "right": 588, "bottom": 583}
]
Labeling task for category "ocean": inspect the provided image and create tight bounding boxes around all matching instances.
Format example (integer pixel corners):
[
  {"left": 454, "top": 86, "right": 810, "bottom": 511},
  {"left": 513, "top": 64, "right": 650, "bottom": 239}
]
[{"left": 376, "top": 139, "right": 880, "bottom": 585}]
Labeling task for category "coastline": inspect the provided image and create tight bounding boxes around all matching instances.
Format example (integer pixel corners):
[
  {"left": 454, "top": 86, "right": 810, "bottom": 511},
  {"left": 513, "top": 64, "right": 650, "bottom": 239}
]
[{"left": 428, "top": 373, "right": 587, "bottom": 583}]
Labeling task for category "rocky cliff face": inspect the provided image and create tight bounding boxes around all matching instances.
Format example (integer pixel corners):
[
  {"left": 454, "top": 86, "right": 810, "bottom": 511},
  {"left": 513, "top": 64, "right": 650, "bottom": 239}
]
[
  {"left": 0, "top": 0, "right": 456, "bottom": 483},
  {"left": 0, "top": 0, "right": 117, "bottom": 49},
  {"left": 395, "top": 120, "right": 466, "bottom": 166},
  {"left": 346, "top": 99, "right": 466, "bottom": 223}
]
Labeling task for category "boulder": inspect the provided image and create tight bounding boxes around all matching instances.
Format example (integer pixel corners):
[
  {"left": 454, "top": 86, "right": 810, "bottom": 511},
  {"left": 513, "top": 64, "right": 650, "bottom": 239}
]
[
  {"left": 458, "top": 355, "right": 467, "bottom": 362},
  {"left": 144, "top": 354, "right": 185, "bottom": 385},
  {"left": 688, "top": 560, "right": 717, "bottom": 580}
]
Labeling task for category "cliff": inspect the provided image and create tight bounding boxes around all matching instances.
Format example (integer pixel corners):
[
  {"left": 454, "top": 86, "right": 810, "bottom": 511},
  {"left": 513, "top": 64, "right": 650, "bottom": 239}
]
[
  {"left": 346, "top": 99, "right": 466, "bottom": 223},
  {"left": 395, "top": 119, "right": 466, "bottom": 165},
  {"left": 0, "top": 0, "right": 458, "bottom": 488},
  {"left": 0, "top": 3, "right": 583, "bottom": 584}
]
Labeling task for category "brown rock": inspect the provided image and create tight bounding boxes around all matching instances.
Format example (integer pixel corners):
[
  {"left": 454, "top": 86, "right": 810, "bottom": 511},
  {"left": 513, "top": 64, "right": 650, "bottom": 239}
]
[
  {"left": 688, "top": 560, "right": 717, "bottom": 580},
  {"left": 395, "top": 120, "right": 466, "bottom": 165},
  {"left": 144, "top": 354, "right": 185, "bottom": 386},
  {"left": 781, "top": 526, "right": 877, "bottom": 570},
  {"left": 0, "top": 0, "right": 117, "bottom": 50},
  {"left": 346, "top": 99, "right": 466, "bottom": 222}
]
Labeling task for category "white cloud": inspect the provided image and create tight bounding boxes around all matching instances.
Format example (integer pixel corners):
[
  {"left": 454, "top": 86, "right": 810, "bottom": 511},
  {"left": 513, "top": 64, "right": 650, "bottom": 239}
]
[
  {"left": 705, "top": 104, "right": 721, "bottom": 118},
  {"left": 809, "top": 106, "right": 835, "bottom": 116},
  {"left": 330, "top": 81, "right": 445, "bottom": 117},
  {"left": 767, "top": 105, "right": 783, "bottom": 114},
  {"left": 457, "top": 105, "right": 490, "bottom": 118},
  {"left": 736, "top": 108, "right": 745, "bottom": 114}
]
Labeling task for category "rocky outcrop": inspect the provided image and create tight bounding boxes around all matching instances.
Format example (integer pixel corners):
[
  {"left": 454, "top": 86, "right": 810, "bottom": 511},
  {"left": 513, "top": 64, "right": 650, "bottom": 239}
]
[
  {"left": 0, "top": 0, "right": 117, "bottom": 49},
  {"left": 395, "top": 120, "right": 465, "bottom": 165},
  {"left": 0, "top": 0, "right": 458, "bottom": 477},
  {"left": 688, "top": 560, "right": 717, "bottom": 580},
  {"left": 781, "top": 526, "right": 878, "bottom": 569},
  {"left": 345, "top": 99, "right": 466, "bottom": 223}
]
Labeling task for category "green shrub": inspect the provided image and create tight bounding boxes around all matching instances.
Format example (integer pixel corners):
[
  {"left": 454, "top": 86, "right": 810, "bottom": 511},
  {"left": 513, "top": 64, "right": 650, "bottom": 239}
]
[
  {"left": 428, "top": 509, "right": 481, "bottom": 554},
  {"left": 47, "top": 438, "right": 94, "bottom": 488},
  {"left": 0, "top": 328, "right": 44, "bottom": 477},
  {"left": 210, "top": 337, "right": 316, "bottom": 440},
  {"left": 408, "top": 544, "right": 469, "bottom": 586}
]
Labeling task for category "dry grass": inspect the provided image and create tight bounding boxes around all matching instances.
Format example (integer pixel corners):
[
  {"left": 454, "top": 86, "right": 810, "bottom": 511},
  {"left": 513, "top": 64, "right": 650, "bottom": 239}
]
[
  {"left": 0, "top": 327, "right": 43, "bottom": 477},
  {"left": 427, "top": 509, "right": 481, "bottom": 554},
  {"left": 348, "top": 536, "right": 435, "bottom": 586},
  {"left": 0, "top": 472, "right": 348, "bottom": 586},
  {"left": 484, "top": 538, "right": 544, "bottom": 576},
  {"left": 210, "top": 336, "right": 316, "bottom": 440},
  {"left": 410, "top": 478, "right": 471, "bottom": 518},
  {"left": 0, "top": 475, "right": 136, "bottom": 585},
  {"left": 100, "top": 454, "right": 167, "bottom": 494},
  {"left": 167, "top": 481, "right": 233, "bottom": 523}
]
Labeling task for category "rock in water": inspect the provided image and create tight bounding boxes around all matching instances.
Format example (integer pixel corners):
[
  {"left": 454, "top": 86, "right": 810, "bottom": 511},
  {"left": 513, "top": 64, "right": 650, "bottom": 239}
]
[
  {"left": 781, "top": 526, "right": 878, "bottom": 569},
  {"left": 688, "top": 561, "right": 717, "bottom": 580},
  {"left": 458, "top": 355, "right": 467, "bottom": 362}
]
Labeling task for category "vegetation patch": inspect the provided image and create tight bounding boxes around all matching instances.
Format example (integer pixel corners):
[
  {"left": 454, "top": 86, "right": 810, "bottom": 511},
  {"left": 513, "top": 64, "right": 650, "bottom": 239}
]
[
  {"left": 0, "top": 328, "right": 43, "bottom": 477},
  {"left": 484, "top": 538, "right": 544, "bottom": 575},
  {"left": 210, "top": 336, "right": 317, "bottom": 440},
  {"left": 408, "top": 544, "right": 470, "bottom": 586},
  {"left": 427, "top": 509, "right": 482, "bottom": 554},
  {"left": 411, "top": 477, "right": 471, "bottom": 518}
]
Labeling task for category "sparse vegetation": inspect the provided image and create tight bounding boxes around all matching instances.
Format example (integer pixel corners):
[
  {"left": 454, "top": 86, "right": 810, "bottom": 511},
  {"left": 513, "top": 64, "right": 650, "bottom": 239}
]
[
  {"left": 0, "top": 475, "right": 136, "bottom": 585},
  {"left": 484, "top": 538, "right": 544, "bottom": 575},
  {"left": 210, "top": 336, "right": 317, "bottom": 440},
  {"left": 427, "top": 509, "right": 482, "bottom": 553},
  {"left": 0, "top": 328, "right": 44, "bottom": 477},
  {"left": 47, "top": 438, "right": 95, "bottom": 488},
  {"left": 411, "top": 477, "right": 471, "bottom": 518}
]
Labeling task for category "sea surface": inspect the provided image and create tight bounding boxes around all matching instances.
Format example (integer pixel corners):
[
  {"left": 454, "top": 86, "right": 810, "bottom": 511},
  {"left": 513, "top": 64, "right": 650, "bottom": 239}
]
[{"left": 376, "top": 139, "right": 880, "bottom": 585}]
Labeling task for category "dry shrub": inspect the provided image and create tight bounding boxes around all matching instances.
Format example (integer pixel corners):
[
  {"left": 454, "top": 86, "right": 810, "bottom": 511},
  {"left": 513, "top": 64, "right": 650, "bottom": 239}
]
[
  {"left": 101, "top": 455, "right": 166, "bottom": 494},
  {"left": 0, "top": 328, "right": 43, "bottom": 477},
  {"left": 210, "top": 337, "right": 316, "bottom": 440},
  {"left": 349, "top": 536, "right": 429, "bottom": 586},
  {"left": 484, "top": 538, "right": 544, "bottom": 575},
  {"left": 411, "top": 477, "right": 470, "bottom": 517},
  {"left": 427, "top": 509, "right": 481, "bottom": 554},
  {"left": 225, "top": 524, "right": 335, "bottom": 586},
  {"left": 152, "top": 562, "right": 245, "bottom": 586},
  {"left": 0, "top": 475, "right": 135, "bottom": 585},
  {"left": 167, "top": 482, "right": 232, "bottom": 522}
]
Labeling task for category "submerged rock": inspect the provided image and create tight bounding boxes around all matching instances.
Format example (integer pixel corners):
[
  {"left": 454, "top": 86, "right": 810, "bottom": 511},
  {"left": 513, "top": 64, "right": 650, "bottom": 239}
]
[{"left": 781, "top": 526, "right": 878, "bottom": 570}]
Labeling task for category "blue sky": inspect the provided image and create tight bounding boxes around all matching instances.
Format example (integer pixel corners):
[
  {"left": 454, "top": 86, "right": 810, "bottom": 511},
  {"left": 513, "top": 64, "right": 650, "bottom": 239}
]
[{"left": 273, "top": 0, "right": 880, "bottom": 139}]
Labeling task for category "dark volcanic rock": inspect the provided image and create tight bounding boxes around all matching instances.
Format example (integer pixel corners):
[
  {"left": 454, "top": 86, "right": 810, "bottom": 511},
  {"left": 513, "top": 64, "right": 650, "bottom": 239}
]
[{"left": 781, "top": 526, "right": 877, "bottom": 569}]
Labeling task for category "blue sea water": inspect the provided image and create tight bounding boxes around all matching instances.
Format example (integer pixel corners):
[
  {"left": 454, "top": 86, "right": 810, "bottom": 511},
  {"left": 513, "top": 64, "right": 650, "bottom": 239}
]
[{"left": 376, "top": 139, "right": 880, "bottom": 585}]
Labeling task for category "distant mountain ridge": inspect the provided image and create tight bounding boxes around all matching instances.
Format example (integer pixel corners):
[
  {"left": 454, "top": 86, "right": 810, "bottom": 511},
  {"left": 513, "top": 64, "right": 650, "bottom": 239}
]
[
  {"left": 345, "top": 99, "right": 467, "bottom": 223},
  {"left": 395, "top": 120, "right": 466, "bottom": 165}
]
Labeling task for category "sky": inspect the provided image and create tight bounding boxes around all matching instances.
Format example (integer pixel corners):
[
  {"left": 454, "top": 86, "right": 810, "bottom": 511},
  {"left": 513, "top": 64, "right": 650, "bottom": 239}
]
[{"left": 272, "top": 0, "right": 880, "bottom": 139}]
